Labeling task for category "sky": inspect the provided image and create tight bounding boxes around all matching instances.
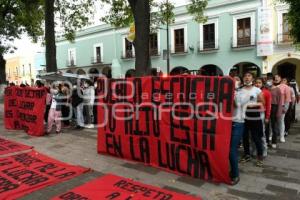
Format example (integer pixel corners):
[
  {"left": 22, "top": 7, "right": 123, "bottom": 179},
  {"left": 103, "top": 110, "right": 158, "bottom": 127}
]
[{"left": 4, "top": 0, "right": 190, "bottom": 59}]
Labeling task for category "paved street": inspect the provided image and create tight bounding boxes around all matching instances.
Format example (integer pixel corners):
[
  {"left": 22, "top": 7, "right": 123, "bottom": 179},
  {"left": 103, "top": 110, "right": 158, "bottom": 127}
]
[{"left": 0, "top": 104, "right": 300, "bottom": 200}]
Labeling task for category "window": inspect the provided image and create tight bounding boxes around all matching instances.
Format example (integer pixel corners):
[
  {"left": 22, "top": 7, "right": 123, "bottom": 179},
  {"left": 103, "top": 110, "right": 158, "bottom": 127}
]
[
  {"left": 232, "top": 13, "right": 255, "bottom": 48},
  {"left": 68, "top": 48, "right": 76, "bottom": 66},
  {"left": 93, "top": 43, "right": 103, "bottom": 64},
  {"left": 124, "top": 38, "right": 134, "bottom": 59},
  {"left": 149, "top": 33, "right": 158, "bottom": 56},
  {"left": 174, "top": 28, "right": 185, "bottom": 53},
  {"left": 237, "top": 18, "right": 251, "bottom": 46},
  {"left": 282, "top": 13, "right": 291, "bottom": 42},
  {"left": 203, "top": 24, "right": 215, "bottom": 49}
]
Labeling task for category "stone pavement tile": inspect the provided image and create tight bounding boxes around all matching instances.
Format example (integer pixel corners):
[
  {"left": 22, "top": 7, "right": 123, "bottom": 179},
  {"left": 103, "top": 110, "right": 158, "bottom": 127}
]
[
  {"left": 162, "top": 185, "right": 190, "bottom": 194},
  {"left": 265, "top": 184, "right": 299, "bottom": 196},
  {"left": 122, "top": 162, "right": 160, "bottom": 175},
  {"left": 227, "top": 188, "right": 280, "bottom": 200},
  {"left": 19, "top": 171, "right": 104, "bottom": 200},
  {"left": 177, "top": 176, "right": 206, "bottom": 187}
]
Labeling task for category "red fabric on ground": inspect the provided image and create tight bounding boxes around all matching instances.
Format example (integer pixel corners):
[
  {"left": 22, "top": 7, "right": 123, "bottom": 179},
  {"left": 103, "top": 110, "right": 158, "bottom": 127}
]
[
  {"left": 0, "top": 137, "right": 32, "bottom": 156},
  {"left": 52, "top": 174, "right": 202, "bottom": 200},
  {"left": 0, "top": 150, "right": 89, "bottom": 200}
]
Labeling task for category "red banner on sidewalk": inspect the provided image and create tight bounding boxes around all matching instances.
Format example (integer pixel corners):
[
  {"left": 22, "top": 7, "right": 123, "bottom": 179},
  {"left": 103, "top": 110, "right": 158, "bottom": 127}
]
[
  {"left": 4, "top": 87, "right": 47, "bottom": 136},
  {"left": 52, "top": 174, "right": 202, "bottom": 200},
  {"left": 97, "top": 76, "right": 234, "bottom": 184},
  {"left": 0, "top": 150, "right": 89, "bottom": 200},
  {"left": 0, "top": 137, "right": 32, "bottom": 156}
]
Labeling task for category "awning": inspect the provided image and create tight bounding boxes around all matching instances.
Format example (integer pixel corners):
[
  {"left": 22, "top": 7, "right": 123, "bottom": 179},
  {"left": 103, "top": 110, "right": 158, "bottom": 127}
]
[{"left": 36, "top": 72, "right": 91, "bottom": 82}]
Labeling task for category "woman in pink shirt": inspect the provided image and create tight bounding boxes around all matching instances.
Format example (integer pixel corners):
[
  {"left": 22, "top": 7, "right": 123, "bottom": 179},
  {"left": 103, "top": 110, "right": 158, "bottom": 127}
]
[{"left": 274, "top": 75, "right": 290, "bottom": 143}]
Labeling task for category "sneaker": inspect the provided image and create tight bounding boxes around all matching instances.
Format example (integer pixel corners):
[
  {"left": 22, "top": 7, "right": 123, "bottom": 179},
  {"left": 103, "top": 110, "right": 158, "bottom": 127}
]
[
  {"left": 75, "top": 126, "right": 84, "bottom": 130},
  {"left": 231, "top": 177, "right": 240, "bottom": 185},
  {"left": 280, "top": 137, "right": 285, "bottom": 143},
  {"left": 256, "top": 160, "right": 263, "bottom": 167},
  {"left": 240, "top": 155, "right": 251, "bottom": 163},
  {"left": 86, "top": 124, "right": 94, "bottom": 129},
  {"left": 271, "top": 144, "right": 277, "bottom": 149}
]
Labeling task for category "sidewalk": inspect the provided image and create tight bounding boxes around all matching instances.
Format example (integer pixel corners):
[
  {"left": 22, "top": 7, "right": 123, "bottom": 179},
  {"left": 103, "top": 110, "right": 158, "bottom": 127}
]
[{"left": 0, "top": 104, "right": 300, "bottom": 200}]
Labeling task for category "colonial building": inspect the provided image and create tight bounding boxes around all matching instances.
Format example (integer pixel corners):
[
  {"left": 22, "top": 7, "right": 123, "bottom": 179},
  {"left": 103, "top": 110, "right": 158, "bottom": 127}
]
[
  {"left": 55, "top": 0, "right": 299, "bottom": 86},
  {"left": 5, "top": 56, "right": 35, "bottom": 85}
]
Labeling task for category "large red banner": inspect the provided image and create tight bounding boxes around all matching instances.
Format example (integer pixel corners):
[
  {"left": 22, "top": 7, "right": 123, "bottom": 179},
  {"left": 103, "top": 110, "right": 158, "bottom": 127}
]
[
  {"left": 97, "top": 76, "right": 234, "bottom": 184},
  {"left": 0, "top": 150, "right": 89, "bottom": 200},
  {"left": 4, "top": 86, "right": 46, "bottom": 136},
  {"left": 0, "top": 137, "right": 32, "bottom": 156},
  {"left": 52, "top": 174, "right": 201, "bottom": 200}
]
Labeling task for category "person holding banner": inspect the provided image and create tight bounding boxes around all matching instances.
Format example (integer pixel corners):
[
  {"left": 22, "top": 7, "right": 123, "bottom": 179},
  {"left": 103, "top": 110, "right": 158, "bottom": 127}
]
[
  {"left": 46, "top": 84, "right": 64, "bottom": 134},
  {"left": 240, "top": 72, "right": 265, "bottom": 167},
  {"left": 230, "top": 76, "right": 249, "bottom": 185}
]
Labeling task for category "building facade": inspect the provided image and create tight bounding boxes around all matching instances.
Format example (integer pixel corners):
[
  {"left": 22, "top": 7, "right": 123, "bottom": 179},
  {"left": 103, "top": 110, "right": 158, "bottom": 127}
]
[
  {"left": 5, "top": 56, "right": 36, "bottom": 85},
  {"left": 56, "top": 0, "right": 300, "bottom": 86}
]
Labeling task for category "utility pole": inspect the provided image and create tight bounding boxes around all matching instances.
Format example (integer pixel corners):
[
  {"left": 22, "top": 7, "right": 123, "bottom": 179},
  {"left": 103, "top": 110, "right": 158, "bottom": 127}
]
[{"left": 166, "top": 0, "right": 170, "bottom": 75}]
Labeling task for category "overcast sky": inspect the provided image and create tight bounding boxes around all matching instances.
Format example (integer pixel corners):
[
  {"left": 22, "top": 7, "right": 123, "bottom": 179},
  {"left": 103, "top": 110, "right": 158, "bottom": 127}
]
[{"left": 4, "top": 0, "right": 190, "bottom": 59}]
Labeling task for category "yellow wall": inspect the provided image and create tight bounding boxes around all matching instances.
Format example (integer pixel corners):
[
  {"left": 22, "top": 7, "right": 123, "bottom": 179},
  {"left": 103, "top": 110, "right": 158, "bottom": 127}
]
[{"left": 5, "top": 56, "right": 35, "bottom": 85}]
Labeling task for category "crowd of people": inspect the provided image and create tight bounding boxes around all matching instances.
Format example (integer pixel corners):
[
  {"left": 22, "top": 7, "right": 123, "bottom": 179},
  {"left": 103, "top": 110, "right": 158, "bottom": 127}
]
[
  {"left": 7, "top": 70, "right": 299, "bottom": 186},
  {"left": 229, "top": 72, "right": 299, "bottom": 185}
]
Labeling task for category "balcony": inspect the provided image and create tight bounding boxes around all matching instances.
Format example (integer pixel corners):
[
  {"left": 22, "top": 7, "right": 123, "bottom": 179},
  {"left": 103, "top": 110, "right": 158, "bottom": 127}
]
[
  {"left": 276, "top": 33, "right": 293, "bottom": 44},
  {"left": 66, "top": 60, "right": 76, "bottom": 67},
  {"left": 171, "top": 45, "right": 188, "bottom": 55},
  {"left": 121, "top": 50, "right": 135, "bottom": 59},
  {"left": 91, "top": 56, "right": 102, "bottom": 64},
  {"left": 198, "top": 41, "right": 219, "bottom": 53},
  {"left": 232, "top": 37, "right": 256, "bottom": 49}
]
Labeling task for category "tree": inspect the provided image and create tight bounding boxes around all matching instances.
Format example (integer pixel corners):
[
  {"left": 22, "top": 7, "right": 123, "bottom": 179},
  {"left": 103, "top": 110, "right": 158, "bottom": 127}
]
[
  {"left": 44, "top": 0, "right": 94, "bottom": 72},
  {"left": 0, "top": 0, "right": 44, "bottom": 84},
  {"left": 280, "top": 0, "right": 300, "bottom": 45},
  {"left": 101, "top": 0, "right": 208, "bottom": 76}
]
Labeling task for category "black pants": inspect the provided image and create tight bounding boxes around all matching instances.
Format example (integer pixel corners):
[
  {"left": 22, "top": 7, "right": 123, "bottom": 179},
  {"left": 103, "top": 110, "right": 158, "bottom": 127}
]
[
  {"left": 62, "top": 105, "right": 70, "bottom": 126},
  {"left": 266, "top": 104, "right": 279, "bottom": 144},
  {"left": 243, "top": 110, "right": 263, "bottom": 157},
  {"left": 284, "top": 103, "right": 293, "bottom": 132},
  {"left": 44, "top": 105, "right": 51, "bottom": 123}
]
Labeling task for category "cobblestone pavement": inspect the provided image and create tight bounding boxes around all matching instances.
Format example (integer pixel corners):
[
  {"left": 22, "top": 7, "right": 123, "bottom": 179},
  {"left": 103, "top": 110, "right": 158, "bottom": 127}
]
[{"left": 0, "top": 104, "right": 300, "bottom": 200}]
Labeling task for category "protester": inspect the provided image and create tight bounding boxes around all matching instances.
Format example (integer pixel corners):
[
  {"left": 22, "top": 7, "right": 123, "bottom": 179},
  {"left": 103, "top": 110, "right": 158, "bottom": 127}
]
[
  {"left": 274, "top": 75, "right": 291, "bottom": 143},
  {"left": 255, "top": 78, "right": 271, "bottom": 157},
  {"left": 83, "top": 80, "right": 95, "bottom": 128},
  {"left": 46, "top": 84, "right": 64, "bottom": 134},
  {"left": 44, "top": 87, "right": 51, "bottom": 124},
  {"left": 240, "top": 72, "right": 265, "bottom": 167},
  {"left": 290, "top": 79, "right": 299, "bottom": 122},
  {"left": 72, "top": 84, "right": 84, "bottom": 130},
  {"left": 265, "top": 78, "right": 282, "bottom": 148},
  {"left": 282, "top": 78, "right": 296, "bottom": 136},
  {"left": 230, "top": 76, "right": 249, "bottom": 185},
  {"left": 61, "top": 83, "right": 71, "bottom": 128}
]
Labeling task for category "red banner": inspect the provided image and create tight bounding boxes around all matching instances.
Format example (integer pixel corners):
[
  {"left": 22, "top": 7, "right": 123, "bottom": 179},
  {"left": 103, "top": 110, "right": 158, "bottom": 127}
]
[
  {"left": 4, "top": 87, "right": 19, "bottom": 130},
  {"left": 52, "top": 174, "right": 201, "bottom": 200},
  {"left": 4, "top": 87, "right": 46, "bottom": 136},
  {"left": 0, "top": 150, "right": 89, "bottom": 200},
  {"left": 0, "top": 137, "right": 32, "bottom": 156},
  {"left": 97, "top": 76, "right": 234, "bottom": 184}
]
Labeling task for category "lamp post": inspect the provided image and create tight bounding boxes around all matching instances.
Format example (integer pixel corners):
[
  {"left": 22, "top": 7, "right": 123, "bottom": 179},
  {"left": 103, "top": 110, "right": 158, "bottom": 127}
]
[{"left": 166, "top": 0, "right": 170, "bottom": 75}]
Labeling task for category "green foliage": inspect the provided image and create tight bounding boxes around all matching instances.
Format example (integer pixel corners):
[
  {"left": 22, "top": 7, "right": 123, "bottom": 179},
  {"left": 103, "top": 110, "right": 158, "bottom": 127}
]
[
  {"left": 101, "top": 0, "right": 133, "bottom": 28},
  {"left": 280, "top": 0, "right": 300, "bottom": 46},
  {"left": 187, "top": 0, "right": 208, "bottom": 23},
  {"left": 101, "top": 0, "right": 208, "bottom": 30},
  {"left": 55, "top": 0, "right": 95, "bottom": 42},
  {"left": 0, "top": 0, "right": 44, "bottom": 55}
]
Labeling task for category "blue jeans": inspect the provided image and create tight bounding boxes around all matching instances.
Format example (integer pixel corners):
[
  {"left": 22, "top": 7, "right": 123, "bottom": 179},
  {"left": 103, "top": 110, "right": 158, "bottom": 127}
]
[{"left": 230, "top": 122, "right": 245, "bottom": 178}]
